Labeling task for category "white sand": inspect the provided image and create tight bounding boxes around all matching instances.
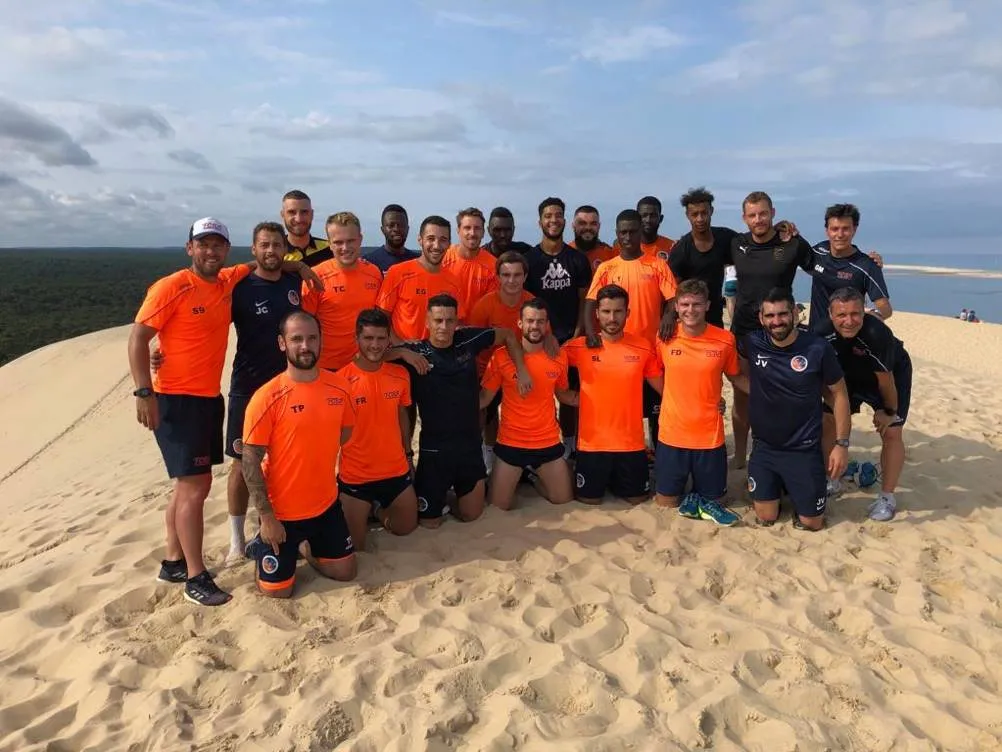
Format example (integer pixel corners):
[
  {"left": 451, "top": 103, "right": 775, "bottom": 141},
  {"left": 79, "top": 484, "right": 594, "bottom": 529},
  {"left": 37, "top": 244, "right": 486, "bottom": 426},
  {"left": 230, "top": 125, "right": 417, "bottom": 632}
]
[{"left": 1, "top": 312, "right": 1001, "bottom": 751}]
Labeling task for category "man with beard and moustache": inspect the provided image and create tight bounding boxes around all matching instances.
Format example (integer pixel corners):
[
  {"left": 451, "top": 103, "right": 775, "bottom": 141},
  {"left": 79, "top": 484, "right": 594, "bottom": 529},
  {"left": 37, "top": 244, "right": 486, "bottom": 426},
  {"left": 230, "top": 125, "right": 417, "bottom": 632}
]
[
  {"left": 280, "top": 190, "right": 333, "bottom": 267},
  {"left": 377, "top": 215, "right": 466, "bottom": 342},
  {"left": 585, "top": 210, "right": 677, "bottom": 457},
  {"left": 335, "top": 308, "right": 420, "bottom": 547},
  {"left": 363, "top": 204, "right": 420, "bottom": 273},
  {"left": 129, "top": 217, "right": 322, "bottom": 606},
  {"left": 740, "top": 289, "right": 851, "bottom": 530},
  {"left": 614, "top": 196, "right": 675, "bottom": 261},
  {"left": 444, "top": 207, "right": 498, "bottom": 311},
  {"left": 402, "top": 293, "right": 532, "bottom": 527},
  {"left": 525, "top": 197, "right": 592, "bottom": 459},
  {"left": 564, "top": 285, "right": 663, "bottom": 505},
  {"left": 241, "top": 311, "right": 357, "bottom": 599},
  {"left": 480, "top": 298, "right": 576, "bottom": 510},
  {"left": 485, "top": 207, "right": 533, "bottom": 257},
  {"left": 818, "top": 288, "right": 911, "bottom": 522},
  {"left": 301, "top": 212, "right": 383, "bottom": 372},
  {"left": 805, "top": 204, "right": 891, "bottom": 332},
  {"left": 568, "top": 205, "right": 616, "bottom": 271}
]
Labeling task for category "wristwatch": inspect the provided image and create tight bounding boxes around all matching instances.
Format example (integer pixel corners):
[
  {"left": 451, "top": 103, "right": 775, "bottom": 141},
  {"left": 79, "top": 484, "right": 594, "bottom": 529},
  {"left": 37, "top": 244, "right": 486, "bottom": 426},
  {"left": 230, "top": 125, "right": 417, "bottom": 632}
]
[
  {"left": 133, "top": 387, "right": 153, "bottom": 398},
  {"left": 882, "top": 407, "right": 897, "bottom": 416},
  {"left": 834, "top": 439, "right": 850, "bottom": 448}
]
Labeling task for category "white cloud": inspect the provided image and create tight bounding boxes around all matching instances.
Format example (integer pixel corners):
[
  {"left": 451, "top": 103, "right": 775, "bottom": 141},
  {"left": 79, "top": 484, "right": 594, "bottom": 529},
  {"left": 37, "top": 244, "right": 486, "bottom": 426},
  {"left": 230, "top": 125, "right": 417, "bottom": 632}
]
[
  {"left": 434, "top": 10, "right": 527, "bottom": 30},
  {"left": 576, "top": 24, "right": 685, "bottom": 64},
  {"left": 167, "top": 149, "right": 213, "bottom": 171}
]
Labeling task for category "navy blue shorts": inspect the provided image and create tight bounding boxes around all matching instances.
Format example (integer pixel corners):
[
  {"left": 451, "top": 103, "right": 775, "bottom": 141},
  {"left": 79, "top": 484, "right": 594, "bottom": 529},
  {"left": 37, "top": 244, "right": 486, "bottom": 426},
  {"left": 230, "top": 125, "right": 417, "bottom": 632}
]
[
  {"left": 494, "top": 442, "right": 564, "bottom": 470},
  {"left": 654, "top": 442, "right": 727, "bottom": 500},
  {"left": 224, "top": 393, "right": 251, "bottom": 459},
  {"left": 153, "top": 393, "right": 224, "bottom": 478},
  {"left": 827, "top": 353, "right": 912, "bottom": 428},
  {"left": 747, "top": 442, "right": 827, "bottom": 518},
  {"left": 338, "top": 472, "right": 413, "bottom": 509},
  {"left": 575, "top": 450, "right": 650, "bottom": 500},
  {"left": 414, "top": 444, "right": 486, "bottom": 519},
  {"left": 256, "top": 500, "right": 354, "bottom": 590}
]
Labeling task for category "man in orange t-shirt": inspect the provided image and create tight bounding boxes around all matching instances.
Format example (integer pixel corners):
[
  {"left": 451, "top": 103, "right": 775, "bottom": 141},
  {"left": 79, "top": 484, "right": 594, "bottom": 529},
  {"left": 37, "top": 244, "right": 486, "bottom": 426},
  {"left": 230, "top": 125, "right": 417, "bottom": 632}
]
[
  {"left": 377, "top": 215, "right": 466, "bottom": 341},
  {"left": 335, "top": 308, "right": 419, "bottom": 548},
  {"left": 443, "top": 207, "right": 498, "bottom": 310},
  {"left": 301, "top": 211, "right": 383, "bottom": 371},
  {"left": 655, "top": 280, "right": 747, "bottom": 527},
  {"left": 480, "top": 298, "right": 576, "bottom": 510},
  {"left": 564, "top": 284, "right": 664, "bottom": 505},
  {"left": 569, "top": 205, "right": 616, "bottom": 271},
  {"left": 586, "top": 209, "right": 677, "bottom": 453},
  {"left": 242, "top": 311, "right": 357, "bottom": 598},
  {"left": 128, "top": 217, "right": 320, "bottom": 607}
]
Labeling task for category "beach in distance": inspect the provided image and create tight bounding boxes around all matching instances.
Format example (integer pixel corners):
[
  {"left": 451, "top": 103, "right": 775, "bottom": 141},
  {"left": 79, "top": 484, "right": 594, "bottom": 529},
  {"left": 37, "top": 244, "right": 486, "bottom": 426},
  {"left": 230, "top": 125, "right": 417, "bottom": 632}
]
[{"left": 1, "top": 311, "right": 1001, "bottom": 751}]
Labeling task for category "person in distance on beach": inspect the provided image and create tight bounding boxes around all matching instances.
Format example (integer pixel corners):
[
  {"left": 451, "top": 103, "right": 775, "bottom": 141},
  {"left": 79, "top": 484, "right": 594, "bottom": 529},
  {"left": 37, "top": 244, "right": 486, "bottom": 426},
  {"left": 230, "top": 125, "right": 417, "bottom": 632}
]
[
  {"left": 568, "top": 205, "right": 616, "bottom": 271},
  {"left": 362, "top": 204, "right": 419, "bottom": 273},
  {"left": 655, "top": 280, "right": 747, "bottom": 525},
  {"left": 300, "top": 212, "right": 383, "bottom": 372},
  {"left": 564, "top": 284, "right": 663, "bottom": 505},
  {"left": 479, "top": 298, "right": 576, "bottom": 510},
  {"left": 280, "top": 189, "right": 332, "bottom": 267},
  {"left": 614, "top": 196, "right": 675, "bottom": 261},
  {"left": 400, "top": 293, "right": 532, "bottom": 527},
  {"left": 818, "top": 288, "right": 911, "bottom": 522},
  {"left": 443, "top": 207, "right": 498, "bottom": 311},
  {"left": 334, "top": 309, "right": 419, "bottom": 547},
  {"left": 242, "top": 311, "right": 357, "bottom": 598},
  {"left": 128, "top": 217, "right": 321, "bottom": 606},
  {"left": 485, "top": 206, "right": 533, "bottom": 257},
  {"left": 739, "top": 288, "right": 851, "bottom": 530}
]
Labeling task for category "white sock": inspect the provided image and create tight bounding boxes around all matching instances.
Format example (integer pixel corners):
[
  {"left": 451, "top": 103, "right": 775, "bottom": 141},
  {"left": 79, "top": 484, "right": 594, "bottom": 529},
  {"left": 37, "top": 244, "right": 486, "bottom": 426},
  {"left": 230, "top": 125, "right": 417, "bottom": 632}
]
[
  {"left": 482, "top": 443, "right": 494, "bottom": 468},
  {"left": 879, "top": 491, "right": 896, "bottom": 505},
  {"left": 563, "top": 435, "right": 576, "bottom": 459},
  {"left": 229, "top": 514, "right": 246, "bottom": 549}
]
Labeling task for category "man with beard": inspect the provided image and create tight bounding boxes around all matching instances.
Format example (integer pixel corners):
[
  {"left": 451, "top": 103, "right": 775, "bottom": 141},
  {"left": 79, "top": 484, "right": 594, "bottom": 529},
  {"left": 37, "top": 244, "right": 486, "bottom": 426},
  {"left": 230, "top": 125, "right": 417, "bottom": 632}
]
[
  {"left": 241, "top": 311, "right": 357, "bottom": 598},
  {"left": 444, "top": 207, "right": 498, "bottom": 310},
  {"left": 742, "top": 289, "right": 851, "bottom": 530},
  {"left": 362, "top": 204, "right": 420, "bottom": 273},
  {"left": 818, "top": 288, "right": 910, "bottom": 522},
  {"left": 129, "top": 217, "right": 321, "bottom": 606},
  {"left": 377, "top": 215, "right": 466, "bottom": 341},
  {"left": 485, "top": 206, "right": 532, "bottom": 257},
  {"left": 402, "top": 293, "right": 532, "bottom": 527},
  {"left": 301, "top": 212, "right": 383, "bottom": 372},
  {"left": 614, "top": 196, "right": 675, "bottom": 261},
  {"left": 568, "top": 205, "right": 616, "bottom": 271},
  {"left": 525, "top": 197, "right": 592, "bottom": 458},
  {"left": 480, "top": 298, "right": 576, "bottom": 510},
  {"left": 335, "top": 308, "right": 420, "bottom": 547},
  {"left": 564, "top": 284, "right": 663, "bottom": 505},
  {"left": 280, "top": 190, "right": 332, "bottom": 267}
]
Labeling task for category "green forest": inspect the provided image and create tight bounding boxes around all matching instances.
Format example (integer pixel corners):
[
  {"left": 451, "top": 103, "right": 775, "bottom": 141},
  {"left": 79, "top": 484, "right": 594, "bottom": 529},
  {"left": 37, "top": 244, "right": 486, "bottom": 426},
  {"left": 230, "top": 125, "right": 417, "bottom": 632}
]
[{"left": 0, "top": 249, "right": 243, "bottom": 366}]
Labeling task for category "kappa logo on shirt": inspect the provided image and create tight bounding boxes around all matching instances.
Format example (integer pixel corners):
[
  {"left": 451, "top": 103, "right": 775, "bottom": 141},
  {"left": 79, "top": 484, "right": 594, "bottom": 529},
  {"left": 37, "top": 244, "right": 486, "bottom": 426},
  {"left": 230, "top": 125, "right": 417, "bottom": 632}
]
[{"left": 541, "top": 262, "right": 572, "bottom": 291}]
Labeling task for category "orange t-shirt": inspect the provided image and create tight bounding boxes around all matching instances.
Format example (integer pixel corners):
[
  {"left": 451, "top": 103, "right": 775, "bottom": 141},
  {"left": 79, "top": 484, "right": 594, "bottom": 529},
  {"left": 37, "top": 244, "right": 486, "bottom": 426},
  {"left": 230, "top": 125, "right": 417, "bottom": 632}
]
[
  {"left": 300, "top": 259, "right": 383, "bottom": 371},
  {"left": 587, "top": 255, "right": 677, "bottom": 344},
  {"left": 334, "top": 360, "right": 412, "bottom": 484},
  {"left": 376, "top": 259, "right": 466, "bottom": 341},
  {"left": 569, "top": 240, "right": 617, "bottom": 271},
  {"left": 656, "top": 326, "right": 739, "bottom": 450},
  {"left": 482, "top": 348, "right": 569, "bottom": 449},
  {"left": 468, "top": 289, "right": 532, "bottom": 374},
  {"left": 563, "top": 333, "right": 663, "bottom": 452},
  {"left": 443, "top": 245, "right": 498, "bottom": 310},
  {"left": 614, "top": 235, "right": 675, "bottom": 261},
  {"left": 242, "top": 371, "right": 355, "bottom": 521},
  {"left": 135, "top": 265, "right": 252, "bottom": 397}
]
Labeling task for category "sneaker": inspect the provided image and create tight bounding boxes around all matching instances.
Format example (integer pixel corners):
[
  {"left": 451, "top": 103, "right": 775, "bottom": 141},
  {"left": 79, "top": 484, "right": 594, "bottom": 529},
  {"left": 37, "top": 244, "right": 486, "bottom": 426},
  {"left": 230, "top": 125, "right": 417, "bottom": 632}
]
[
  {"left": 184, "top": 572, "right": 232, "bottom": 607},
  {"left": 698, "top": 498, "right": 740, "bottom": 527},
  {"left": 156, "top": 558, "right": 187, "bottom": 584},
  {"left": 857, "top": 462, "right": 880, "bottom": 489},
  {"left": 841, "top": 460, "right": 859, "bottom": 480},
  {"left": 244, "top": 534, "right": 270, "bottom": 561},
  {"left": 868, "top": 494, "right": 896, "bottom": 522},
  {"left": 826, "top": 478, "right": 843, "bottom": 498},
  {"left": 678, "top": 492, "right": 701, "bottom": 519}
]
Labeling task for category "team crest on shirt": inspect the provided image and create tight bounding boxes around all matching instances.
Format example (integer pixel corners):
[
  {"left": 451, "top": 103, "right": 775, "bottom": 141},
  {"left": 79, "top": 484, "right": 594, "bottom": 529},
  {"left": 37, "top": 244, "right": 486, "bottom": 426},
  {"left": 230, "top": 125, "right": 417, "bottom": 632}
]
[
  {"left": 773, "top": 248, "right": 785, "bottom": 261},
  {"left": 261, "top": 554, "right": 279, "bottom": 575},
  {"left": 288, "top": 290, "right": 301, "bottom": 306},
  {"left": 790, "top": 355, "right": 808, "bottom": 372}
]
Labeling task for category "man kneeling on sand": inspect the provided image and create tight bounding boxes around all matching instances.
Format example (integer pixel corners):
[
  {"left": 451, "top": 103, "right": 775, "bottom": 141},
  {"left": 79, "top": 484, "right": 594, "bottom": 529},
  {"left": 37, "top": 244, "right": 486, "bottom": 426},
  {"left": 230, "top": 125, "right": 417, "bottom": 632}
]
[{"left": 241, "top": 311, "right": 357, "bottom": 598}]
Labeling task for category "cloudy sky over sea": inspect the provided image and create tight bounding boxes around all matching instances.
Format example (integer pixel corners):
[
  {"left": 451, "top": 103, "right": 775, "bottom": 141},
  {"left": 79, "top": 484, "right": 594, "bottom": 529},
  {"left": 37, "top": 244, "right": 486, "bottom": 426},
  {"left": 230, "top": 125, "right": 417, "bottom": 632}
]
[{"left": 2, "top": 0, "right": 1001, "bottom": 247}]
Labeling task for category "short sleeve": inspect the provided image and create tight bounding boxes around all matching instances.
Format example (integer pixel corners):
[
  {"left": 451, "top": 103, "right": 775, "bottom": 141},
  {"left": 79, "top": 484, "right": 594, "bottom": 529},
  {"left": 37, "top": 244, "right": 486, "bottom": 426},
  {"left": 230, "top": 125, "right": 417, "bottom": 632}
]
[
  {"left": 865, "top": 262, "right": 890, "bottom": 303},
  {"left": 219, "top": 264, "right": 253, "bottom": 292},
  {"left": 135, "top": 275, "right": 184, "bottom": 331},
  {"left": 555, "top": 354, "right": 570, "bottom": 390},
  {"left": 339, "top": 387, "right": 356, "bottom": 429},
  {"left": 723, "top": 337, "right": 740, "bottom": 377},
  {"left": 865, "top": 318, "right": 896, "bottom": 372},
  {"left": 562, "top": 341, "right": 579, "bottom": 368},
  {"left": 459, "top": 327, "right": 497, "bottom": 356},
  {"left": 796, "top": 237, "right": 816, "bottom": 273},
  {"left": 481, "top": 351, "right": 504, "bottom": 391},
  {"left": 573, "top": 250, "right": 593, "bottom": 289},
  {"left": 658, "top": 260, "right": 678, "bottom": 299},
  {"left": 667, "top": 242, "right": 688, "bottom": 281},
  {"left": 243, "top": 390, "right": 274, "bottom": 446},
  {"left": 299, "top": 279, "right": 320, "bottom": 314},
  {"left": 643, "top": 344, "right": 663, "bottom": 378},
  {"left": 399, "top": 373, "right": 412, "bottom": 408},
  {"left": 469, "top": 296, "right": 492, "bottom": 328},
  {"left": 585, "top": 263, "right": 608, "bottom": 300},
  {"left": 376, "top": 267, "right": 400, "bottom": 312},
  {"left": 821, "top": 341, "right": 845, "bottom": 386}
]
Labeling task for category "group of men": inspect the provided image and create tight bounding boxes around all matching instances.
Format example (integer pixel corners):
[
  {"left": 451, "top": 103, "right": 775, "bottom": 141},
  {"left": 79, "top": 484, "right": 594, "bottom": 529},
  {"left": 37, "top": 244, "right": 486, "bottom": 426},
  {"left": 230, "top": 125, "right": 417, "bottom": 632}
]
[{"left": 128, "top": 188, "right": 913, "bottom": 606}]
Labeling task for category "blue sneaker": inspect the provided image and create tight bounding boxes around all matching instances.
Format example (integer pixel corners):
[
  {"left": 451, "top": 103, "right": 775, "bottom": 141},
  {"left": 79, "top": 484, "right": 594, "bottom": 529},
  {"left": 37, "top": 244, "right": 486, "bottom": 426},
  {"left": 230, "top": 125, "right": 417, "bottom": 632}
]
[
  {"left": 857, "top": 462, "right": 880, "bottom": 489},
  {"left": 842, "top": 460, "right": 859, "bottom": 480},
  {"left": 678, "top": 492, "right": 701, "bottom": 519},
  {"left": 698, "top": 498, "right": 740, "bottom": 527},
  {"left": 244, "top": 534, "right": 270, "bottom": 561}
]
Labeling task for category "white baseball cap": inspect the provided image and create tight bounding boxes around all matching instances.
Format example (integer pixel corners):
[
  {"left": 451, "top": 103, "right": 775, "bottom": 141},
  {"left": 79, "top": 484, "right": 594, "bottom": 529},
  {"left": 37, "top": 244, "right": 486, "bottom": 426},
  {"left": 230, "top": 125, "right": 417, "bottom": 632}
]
[{"left": 189, "top": 216, "right": 230, "bottom": 241}]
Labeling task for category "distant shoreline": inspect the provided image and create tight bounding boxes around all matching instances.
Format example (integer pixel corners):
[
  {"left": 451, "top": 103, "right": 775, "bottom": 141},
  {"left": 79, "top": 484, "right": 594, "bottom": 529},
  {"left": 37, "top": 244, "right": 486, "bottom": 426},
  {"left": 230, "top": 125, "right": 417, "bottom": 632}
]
[{"left": 884, "top": 263, "right": 1002, "bottom": 279}]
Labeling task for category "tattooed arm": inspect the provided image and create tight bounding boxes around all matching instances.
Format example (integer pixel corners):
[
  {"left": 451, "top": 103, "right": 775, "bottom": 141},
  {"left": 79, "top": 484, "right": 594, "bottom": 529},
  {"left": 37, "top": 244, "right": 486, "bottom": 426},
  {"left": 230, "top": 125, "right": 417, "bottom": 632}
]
[{"left": 242, "top": 443, "right": 285, "bottom": 553}]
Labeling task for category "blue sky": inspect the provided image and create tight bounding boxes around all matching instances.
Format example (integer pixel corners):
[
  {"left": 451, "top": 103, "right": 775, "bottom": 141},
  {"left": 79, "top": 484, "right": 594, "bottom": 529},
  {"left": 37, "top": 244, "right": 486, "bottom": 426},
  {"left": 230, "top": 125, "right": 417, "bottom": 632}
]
[{"left": 1, "top": 0, "right": 1001, "bottom": 250}]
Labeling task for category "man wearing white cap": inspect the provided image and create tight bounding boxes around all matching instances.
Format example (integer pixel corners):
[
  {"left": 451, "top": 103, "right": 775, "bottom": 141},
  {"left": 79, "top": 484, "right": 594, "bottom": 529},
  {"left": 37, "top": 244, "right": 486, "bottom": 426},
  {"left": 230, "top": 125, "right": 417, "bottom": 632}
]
[{"left": 128, "top": 217, "right": 321, "bottom": 607}]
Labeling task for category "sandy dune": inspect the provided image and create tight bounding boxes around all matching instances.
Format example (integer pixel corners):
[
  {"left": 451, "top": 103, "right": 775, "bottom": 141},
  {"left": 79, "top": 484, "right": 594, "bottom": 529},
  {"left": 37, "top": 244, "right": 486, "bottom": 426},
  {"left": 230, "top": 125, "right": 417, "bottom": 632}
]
[{"left": 1, "top": 312, "right": 1001, "bottom": 751}]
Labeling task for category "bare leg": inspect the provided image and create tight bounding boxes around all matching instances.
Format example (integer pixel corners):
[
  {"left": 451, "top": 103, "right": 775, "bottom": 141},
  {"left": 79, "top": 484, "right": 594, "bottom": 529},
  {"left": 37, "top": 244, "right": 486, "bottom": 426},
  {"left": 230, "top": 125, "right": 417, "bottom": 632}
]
[
  {"left": 226, "top": 459, "right": 249, "bottom": 560},
  {"left": 488, "top": 458, "right": 523, "bottom": 511},
  {"left": 456, "top": 480, "right": 486, "bottom": 522},
  {"left": 731, "top": 389, "right": 750, "bottom": 470},
  {"left": 880, "top": 426, "right": 905, "bottom": 494},
  {"left": 382, "top": 486, "right": 418, "bottom": 536},
  {"left": 173, "top": 474, "right": 213, "bottom": 577},
  {"left": 340, "top": 494, "right": 373, "bottom": 551},
  {"left": 753, "top": 499, "right": 779, "bottom": 524},
  {"left": 655, "top": 493, "right": 679, "bottom": 508},
  {"left": 534, "top": 459, "right": 573, "bottom": 504}
]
